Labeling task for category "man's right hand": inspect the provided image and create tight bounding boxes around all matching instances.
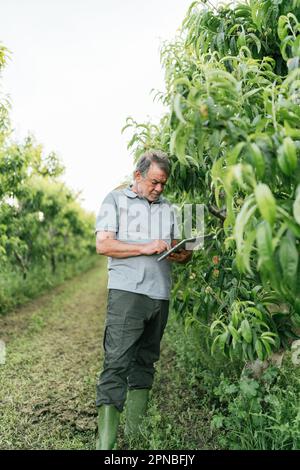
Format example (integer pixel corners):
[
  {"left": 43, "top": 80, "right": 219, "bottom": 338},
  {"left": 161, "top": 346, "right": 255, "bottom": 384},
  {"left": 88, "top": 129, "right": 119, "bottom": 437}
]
[
  {"left": 96, "top": 232, "right": 170, "bottom": 259},
  {"left": 140, "top": 240, "right": 170, "bottom": 256}
]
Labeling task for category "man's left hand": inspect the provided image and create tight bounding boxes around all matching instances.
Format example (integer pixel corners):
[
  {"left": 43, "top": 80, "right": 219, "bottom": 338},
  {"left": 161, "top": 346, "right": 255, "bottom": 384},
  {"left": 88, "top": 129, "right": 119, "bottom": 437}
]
[{"left": 167, "top": 248, "right": 192, "bottom": 264}]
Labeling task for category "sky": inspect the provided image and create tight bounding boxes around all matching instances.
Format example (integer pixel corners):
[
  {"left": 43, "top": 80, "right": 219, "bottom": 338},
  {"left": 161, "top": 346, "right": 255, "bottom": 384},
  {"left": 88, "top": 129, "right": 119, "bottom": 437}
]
[{"left": 0, "top": 0, "right": 228, "bottom": 214}]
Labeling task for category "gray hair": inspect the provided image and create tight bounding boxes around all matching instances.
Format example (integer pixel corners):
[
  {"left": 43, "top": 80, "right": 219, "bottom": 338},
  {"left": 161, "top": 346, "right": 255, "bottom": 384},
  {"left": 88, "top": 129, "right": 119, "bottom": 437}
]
[{"left": 135, "top": 150, "right": 170, "bottom": 177}]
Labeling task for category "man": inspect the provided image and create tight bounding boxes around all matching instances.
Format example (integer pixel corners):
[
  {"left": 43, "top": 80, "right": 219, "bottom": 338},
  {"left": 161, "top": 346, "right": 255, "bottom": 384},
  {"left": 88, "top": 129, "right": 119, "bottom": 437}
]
[{"left": 95, "top": 150, "right": 192, "bottom": 450}]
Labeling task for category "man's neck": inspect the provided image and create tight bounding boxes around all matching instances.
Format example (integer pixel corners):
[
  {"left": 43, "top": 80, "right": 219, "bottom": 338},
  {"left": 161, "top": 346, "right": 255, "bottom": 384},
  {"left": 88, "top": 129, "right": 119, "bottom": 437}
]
[
  {"left": 131, "top": 184, "right": 152, "bottom": 204},
  {"left": 131, "top": 183, "right": 138, "bottom": 195}
]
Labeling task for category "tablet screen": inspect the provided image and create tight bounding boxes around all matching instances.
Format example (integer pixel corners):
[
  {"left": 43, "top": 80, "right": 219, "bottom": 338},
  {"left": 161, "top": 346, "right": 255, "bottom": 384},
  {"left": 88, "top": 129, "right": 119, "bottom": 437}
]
[{"left": 157, "top": 237, "right": 197, "bottom": 262}]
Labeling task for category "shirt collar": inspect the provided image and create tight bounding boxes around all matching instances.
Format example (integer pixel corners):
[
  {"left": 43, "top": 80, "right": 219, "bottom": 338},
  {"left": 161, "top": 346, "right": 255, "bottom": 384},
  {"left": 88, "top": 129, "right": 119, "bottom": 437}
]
[{"left": 123, "top": 185, "right": 163, "bottom": 204}]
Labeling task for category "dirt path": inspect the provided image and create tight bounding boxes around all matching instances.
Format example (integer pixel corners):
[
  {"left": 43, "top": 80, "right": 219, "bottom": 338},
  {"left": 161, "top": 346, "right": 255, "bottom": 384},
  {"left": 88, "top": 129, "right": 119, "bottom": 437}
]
[{"left": 0, "top": 259, "right": 107, "bottom": 450}]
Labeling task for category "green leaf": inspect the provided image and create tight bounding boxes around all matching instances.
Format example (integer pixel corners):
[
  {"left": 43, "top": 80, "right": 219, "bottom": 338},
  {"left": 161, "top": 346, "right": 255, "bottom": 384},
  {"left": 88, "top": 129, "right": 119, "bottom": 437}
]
[
  {"left": 234, "top": 195, "right": 257, "bottom": 251},
  {"left": 210, "top": 319, "right": 226, "bottom": 334},
  {"left": 256, "top": 221, "right": 276, "bottom": 277},
  {"left": 169, "top": 124, "right": 188, "bottom": 165},
  {"left": 240, "top": 319, "right": 252, "bottom": 344},
  {"left": 255, "top": 339, "right": 265, "bottom": 361},
  {"left": 173, "top": 77, "right": 191, "bottom": 89},
  {"left": 212, "top": 331, "right": 229, "bottom": 356},
  {"left": 292, "top": 35, "right": 300, "bottom": 57},
  {"left": 236, "top": 229, "right": 256, "bottom": 274},
  {"left": 247, "top": 343, "right": 255, "bottom": 361},
  {"left": 261, "top": 332, "right": 278, "bottom": 346},
  {"left": 278, "top": 15, "right": 289, "bottom": 40},
  {"left": 293, "top": 185, "right": 300, "bottom": 225},
  {"left": 231, "top": 304, "right": 240, "bottom": 329},
  {"left": 227, "top": 142, "right": 245, "bottom": 166},
  {"left": 284, "top": 120, "right": 300, "bottom": 138},
  {"left": 248, "top": 33, "right": 261, "bottom": 53},
  {"left": 240, "top": 378, "right": 259, "bottom": 397},
  {"left": 279, "top": 233, "right": 298, "bottom": 291},
  {"left": 281, "top": 36, "right": 294, "bottom": 61},
  {"left": 255, "top": 183, "right": 276, "bottom": 226},
  {"left": 277, "top": 137, "right": 297, "bottom": 176},
  {"left": 237, "top": 29, "right": 246, "bottom": 48},
  {"left": 242, "top": 88, "right": 263, "bottom": 101},
  {"left": 249, "top": 143, "right": 265, "bottom": 179},
  {"left": 261, "top": 337, "right": 272, "bottom": 356},
  {"left": 228, "top": 324, "right": 240, "bottom": 343},
  {"left": 173, "top": 94, "right": 187, "bottom": 124}
]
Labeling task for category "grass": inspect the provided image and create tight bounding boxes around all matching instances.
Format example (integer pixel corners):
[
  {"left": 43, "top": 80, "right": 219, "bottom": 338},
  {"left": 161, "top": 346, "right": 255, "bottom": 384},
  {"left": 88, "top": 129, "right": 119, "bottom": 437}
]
[
  {"left": 0, "top": 258, "right": 107, "bottom": 450},
  {"left": 0, "top": 258, "right": 216, "bottom": 450},
  {"left": 0, "top": 254, "right": 97, "bottom": 315}
]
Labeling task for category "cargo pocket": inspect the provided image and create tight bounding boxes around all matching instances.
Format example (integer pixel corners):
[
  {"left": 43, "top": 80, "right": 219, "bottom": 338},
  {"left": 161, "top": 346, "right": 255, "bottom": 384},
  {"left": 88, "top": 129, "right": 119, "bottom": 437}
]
[{"left": 102, "top": 323, "right": 123, "bottom": 358}]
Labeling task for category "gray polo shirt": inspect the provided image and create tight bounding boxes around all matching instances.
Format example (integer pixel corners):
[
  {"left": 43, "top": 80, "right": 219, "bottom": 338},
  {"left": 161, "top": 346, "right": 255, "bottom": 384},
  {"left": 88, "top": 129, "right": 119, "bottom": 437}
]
[{"left": 95, "top": 185, "right": 181, "bottom": 300}]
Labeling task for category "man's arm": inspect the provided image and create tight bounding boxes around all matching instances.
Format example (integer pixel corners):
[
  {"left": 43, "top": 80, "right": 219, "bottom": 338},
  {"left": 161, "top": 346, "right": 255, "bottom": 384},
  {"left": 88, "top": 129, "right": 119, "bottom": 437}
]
[{"left": 96, "top": 231, "right": 170, "bottom": 258}]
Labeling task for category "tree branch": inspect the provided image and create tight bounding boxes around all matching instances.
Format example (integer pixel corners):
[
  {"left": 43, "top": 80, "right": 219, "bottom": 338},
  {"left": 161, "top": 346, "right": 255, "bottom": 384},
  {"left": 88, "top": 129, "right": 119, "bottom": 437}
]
[{"left": 207, "top": 204, "right": 226, "bottom": 222}]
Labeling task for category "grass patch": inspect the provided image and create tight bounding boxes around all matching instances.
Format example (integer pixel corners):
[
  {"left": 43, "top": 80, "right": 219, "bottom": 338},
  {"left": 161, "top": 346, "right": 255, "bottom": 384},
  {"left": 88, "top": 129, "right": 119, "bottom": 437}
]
[
  {"left": 210, "top": 358, "right": 300, "bottom": 450},
  {"left": 0, "top": 255, "right": 98, "bottom": 315},
  {"left": 0, "top": 259, "right": 107, "bottom": 450}
]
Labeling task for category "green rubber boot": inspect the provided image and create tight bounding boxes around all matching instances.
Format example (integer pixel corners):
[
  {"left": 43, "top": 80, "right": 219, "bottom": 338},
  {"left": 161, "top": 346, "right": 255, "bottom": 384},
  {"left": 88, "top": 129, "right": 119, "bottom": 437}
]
[
  {"left": 125, "top": 388, "right": 150, "bottom": 437},
  {"left": 96, "top": 404, "right": 120, "bottom": 450}
]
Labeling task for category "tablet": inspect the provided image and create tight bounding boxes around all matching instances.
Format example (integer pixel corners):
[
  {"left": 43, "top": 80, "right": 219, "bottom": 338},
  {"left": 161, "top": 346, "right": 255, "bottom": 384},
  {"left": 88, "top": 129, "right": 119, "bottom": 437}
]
[{"left": 157, "top": 237, "right": 197, "bottom": 262}]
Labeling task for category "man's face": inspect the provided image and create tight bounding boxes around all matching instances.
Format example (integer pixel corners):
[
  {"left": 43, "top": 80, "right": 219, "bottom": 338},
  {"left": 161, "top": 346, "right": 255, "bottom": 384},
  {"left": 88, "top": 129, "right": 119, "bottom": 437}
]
[{"left": 134, "top": 163, "right": 168, "bottom": 202}]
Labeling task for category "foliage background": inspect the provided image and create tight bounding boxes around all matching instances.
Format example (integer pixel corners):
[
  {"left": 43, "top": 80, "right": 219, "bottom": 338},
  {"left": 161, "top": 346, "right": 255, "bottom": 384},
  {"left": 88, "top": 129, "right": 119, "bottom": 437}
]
[
  {"left": 123, "top": 0, "right": 300, "bottom": 449},
  {"left": 124, "top": 0, "right": 300, "bottom": 361},
  {"left": 0, "top": 45, "right": 96, "bottom": 314}
]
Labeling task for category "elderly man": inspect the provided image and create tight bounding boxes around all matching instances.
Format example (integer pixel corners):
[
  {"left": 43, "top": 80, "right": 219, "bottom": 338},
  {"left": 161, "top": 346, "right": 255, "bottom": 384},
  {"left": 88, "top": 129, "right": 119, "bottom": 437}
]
[{"left": 95, "top": 150, "right": 192, "bottom": 450}]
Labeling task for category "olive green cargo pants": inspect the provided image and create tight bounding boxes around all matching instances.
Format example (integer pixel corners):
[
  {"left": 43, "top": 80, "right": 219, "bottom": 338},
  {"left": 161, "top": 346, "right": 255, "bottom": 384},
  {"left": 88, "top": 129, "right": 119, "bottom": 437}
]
[{"left": 96, "top": 289, "right": 169, "bottom": 412}]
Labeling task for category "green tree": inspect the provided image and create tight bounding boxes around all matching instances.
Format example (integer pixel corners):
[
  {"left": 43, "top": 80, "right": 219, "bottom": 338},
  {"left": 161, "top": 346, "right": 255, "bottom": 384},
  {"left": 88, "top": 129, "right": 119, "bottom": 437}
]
[
  {"left": 123, "top": 0, "right": 300, "bottom": 361},
  {"left": 0, "top": 46, "right": 95, "bottom": 313}
]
